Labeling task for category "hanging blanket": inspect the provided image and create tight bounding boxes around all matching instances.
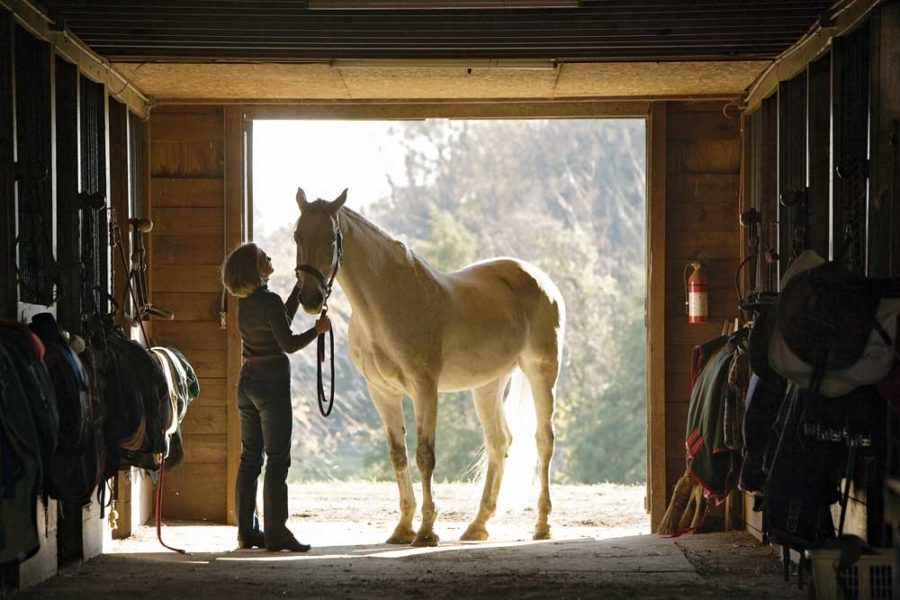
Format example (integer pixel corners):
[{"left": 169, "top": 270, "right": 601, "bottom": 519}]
[{"left": 685, "top": 336, "right": 736, "bottom": 504}]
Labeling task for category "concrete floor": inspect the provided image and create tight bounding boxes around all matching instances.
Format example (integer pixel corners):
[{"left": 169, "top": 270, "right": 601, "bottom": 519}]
[
  {"left": 19, "top": 528, "right": 807, "bottom": 599},
  {"left": 19, "top": 483, "right": 810, "bottom": 599}
]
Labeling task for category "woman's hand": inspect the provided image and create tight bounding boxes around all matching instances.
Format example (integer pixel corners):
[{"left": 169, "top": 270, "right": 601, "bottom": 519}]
[{"left": 314, "top": 315, "right": 331, "bottom": 335}]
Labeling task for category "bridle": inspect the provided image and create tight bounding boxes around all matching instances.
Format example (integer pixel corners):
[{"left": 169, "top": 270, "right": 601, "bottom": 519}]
[{"left": 295, "top": 216, "right": 343, "bottom": 417}]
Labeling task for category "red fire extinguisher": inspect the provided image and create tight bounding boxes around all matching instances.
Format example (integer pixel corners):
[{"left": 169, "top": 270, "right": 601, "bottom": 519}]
[{"left": 684, "top": 262, "right": 708, "bottom": 324}]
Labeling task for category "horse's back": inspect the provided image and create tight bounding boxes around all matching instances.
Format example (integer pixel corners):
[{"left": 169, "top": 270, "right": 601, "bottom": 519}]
[
  {"left": 443, "top": 257, "right": 565, "bottom": 349},
  {"left": 431, "top": 257, "right": 564, "bottom": 390},
  {"left": 447, "top": 257, "right": 564, "bottom": 310}
]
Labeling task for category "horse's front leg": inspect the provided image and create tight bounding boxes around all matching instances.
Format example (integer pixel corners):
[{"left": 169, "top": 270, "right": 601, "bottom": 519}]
[
  {"left": 368, "top": 383, "right": 416, "bottom": 545},
  {"left": 410, "top": 380, "right": 440, "bottom": 547}
]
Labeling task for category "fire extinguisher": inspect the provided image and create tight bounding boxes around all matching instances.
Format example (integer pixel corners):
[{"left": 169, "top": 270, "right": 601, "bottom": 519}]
[{"left": 684, "top": 262, "right": 708, "bottom": 324}]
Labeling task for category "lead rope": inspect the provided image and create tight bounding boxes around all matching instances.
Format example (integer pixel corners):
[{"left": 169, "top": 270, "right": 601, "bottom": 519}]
[
  {"left": 110, "top": 217, "right": 186, "bottom": 554},
  {"left": 316, "top": 308, "right": 336, "bottom": 418},
  {"left": 315, "top": 232, "right": 342, "bottom": 418}
]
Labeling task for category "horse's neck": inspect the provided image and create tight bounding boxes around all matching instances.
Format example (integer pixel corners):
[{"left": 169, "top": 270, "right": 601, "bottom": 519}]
[{"left": 336, "top": 208, "right": 428, "bottom": 317}]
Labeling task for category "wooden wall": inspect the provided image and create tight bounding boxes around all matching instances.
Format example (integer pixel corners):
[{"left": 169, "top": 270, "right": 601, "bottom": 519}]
[
  {"left": 661, "top": 102, "right": 742, "bottom": 506},
  {"left": 149, "top": 107, "right": 230, "bottom": 522}
]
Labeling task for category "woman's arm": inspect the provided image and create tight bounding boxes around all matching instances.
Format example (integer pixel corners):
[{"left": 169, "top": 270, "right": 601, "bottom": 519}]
[
  {"left": 268, "top": 294, "right": 318, "bottom": 353},
  {"left": 284, "top": 285, "right": 301, "bottom": 321}
]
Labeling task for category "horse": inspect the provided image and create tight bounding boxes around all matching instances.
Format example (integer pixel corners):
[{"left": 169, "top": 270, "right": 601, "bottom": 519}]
[{"left": 293, "top": 187, "right": 566, "bottom": 546}]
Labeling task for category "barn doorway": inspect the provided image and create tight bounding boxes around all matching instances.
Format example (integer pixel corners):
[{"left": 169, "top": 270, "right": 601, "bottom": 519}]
[{"left": 249, "top": 117, "right": 649, "bottom": 541}]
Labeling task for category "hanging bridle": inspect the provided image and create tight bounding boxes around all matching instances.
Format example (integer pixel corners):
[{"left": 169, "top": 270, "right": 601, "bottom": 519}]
[{"left": 295, "top": 219, "right": 343, "bottom": 418}]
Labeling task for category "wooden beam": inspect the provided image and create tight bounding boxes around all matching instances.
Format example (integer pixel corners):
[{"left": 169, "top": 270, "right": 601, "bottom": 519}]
[
  {"left": 223, "top": 106, "right": 245, "bottom": 526},
  {"left": 246, "top": 100, "right": 650, "bottom": 120},
  {"left": 135, "top": 115, "right": 151, "bottom": 323},
  {"left": 108, "top": 97, "right": 129, "bottom": 330},
  {"left": 647, "top": 101, "right": 667, "bottom": 533},
  {"left": 743, "top": 0, "right": 883, "bottom": 112},
  {"left": 0, "top": 0, "right": 150, "bottom": 118}
]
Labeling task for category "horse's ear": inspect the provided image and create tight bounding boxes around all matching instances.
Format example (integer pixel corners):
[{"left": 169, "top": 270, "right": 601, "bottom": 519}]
[
  {"left": 296, "top": 187, "right": 309, "bottom": 212},
  {"left": 330, "top": 188, "right": 348, "bottom": 213}
]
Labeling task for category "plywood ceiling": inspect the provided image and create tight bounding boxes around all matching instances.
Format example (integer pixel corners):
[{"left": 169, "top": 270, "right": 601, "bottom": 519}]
[{"left": 112, "top": 60, "right": 769, "bottom": 103}]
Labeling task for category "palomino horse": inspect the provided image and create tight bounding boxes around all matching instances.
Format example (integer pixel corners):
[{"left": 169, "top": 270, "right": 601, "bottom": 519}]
[{"left": 293, "top": 188, "right": 565, "bottom": 546}]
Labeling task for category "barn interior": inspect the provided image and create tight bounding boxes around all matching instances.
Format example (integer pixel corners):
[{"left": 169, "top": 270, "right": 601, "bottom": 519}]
[{"left": 2, "top": 0, "right": 900, "bottom": 598}]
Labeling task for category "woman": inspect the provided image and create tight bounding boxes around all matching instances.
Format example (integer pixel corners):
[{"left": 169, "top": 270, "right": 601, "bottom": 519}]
[{"left": 222, "top": 242, "right": 330, "bottom": 552}]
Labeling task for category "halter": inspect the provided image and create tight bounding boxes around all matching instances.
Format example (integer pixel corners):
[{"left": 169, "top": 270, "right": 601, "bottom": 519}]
[
  {"left": 295, "top": 217, "right": 343, "bottom": 417},
  {"left": 295, "top": 227, "right": 343, "bottom": 305}
]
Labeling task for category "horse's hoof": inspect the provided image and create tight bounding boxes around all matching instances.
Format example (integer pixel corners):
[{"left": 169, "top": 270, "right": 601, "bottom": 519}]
[
  {"left": 410, "top": 531, "right": 440, "bottom": 547},
  {"left": 460, "top": 524, "right": 489, "bottom": 541},
  {"left": 533, "top": 525, "right": 551, "bottom": 540},
  {"left": 386, "top": 526, "right": 416, "bottom": 545}
]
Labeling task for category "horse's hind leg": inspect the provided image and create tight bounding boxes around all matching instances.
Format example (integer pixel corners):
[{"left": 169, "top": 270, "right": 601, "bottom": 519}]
[
  {"left": 520, "top": 357, "right": 559, "bottom": 540},
  {"left": 368, "top": 383, "right": 416, "bottom": 545},
  {"left": 461, "top": 375, "right": 512, "bottom": 542}
]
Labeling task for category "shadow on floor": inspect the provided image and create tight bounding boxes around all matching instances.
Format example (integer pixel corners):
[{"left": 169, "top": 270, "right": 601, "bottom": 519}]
[{"left": 19, "top": 527, "right": 809, "bottom": 600}]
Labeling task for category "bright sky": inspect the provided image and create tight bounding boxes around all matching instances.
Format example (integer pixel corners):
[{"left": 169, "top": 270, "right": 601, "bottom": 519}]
[{"left": 252, "top": 120, "right": 408, "bottom": 236}]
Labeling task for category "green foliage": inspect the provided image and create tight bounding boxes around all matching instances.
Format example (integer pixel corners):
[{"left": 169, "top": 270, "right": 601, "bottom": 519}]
[
  {"left": 255, "top": 118, "right": 647, "bottom": 484},
  {"left": 556, "top": 265, "right": 647, "bottom": 484},
  {"left": 415, "top": 205, "right": 478, "bottom": 271}
]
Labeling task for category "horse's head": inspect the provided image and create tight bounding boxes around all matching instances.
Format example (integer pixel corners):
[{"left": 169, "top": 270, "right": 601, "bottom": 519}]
[{"left": 294, "top": 187, "right": 347, "bottom": 314}]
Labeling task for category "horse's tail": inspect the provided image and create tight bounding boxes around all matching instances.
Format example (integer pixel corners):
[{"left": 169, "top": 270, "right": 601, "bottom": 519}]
[
  {"left": 467, "top": 366, "right": 538, "bottom": 511},
  {"left": 499, "top": 366, "right": 539, "bottom": 510}
]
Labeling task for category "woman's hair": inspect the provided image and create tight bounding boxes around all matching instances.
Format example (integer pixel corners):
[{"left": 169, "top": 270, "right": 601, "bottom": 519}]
[{"left": 222, "top": 242, "right": 263, "bottom": 298}]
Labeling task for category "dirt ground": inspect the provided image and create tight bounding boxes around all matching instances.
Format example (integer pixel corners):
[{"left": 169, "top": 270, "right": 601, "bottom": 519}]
[{"left": 21, "top": 482, "right": 809, "bottom": 599}]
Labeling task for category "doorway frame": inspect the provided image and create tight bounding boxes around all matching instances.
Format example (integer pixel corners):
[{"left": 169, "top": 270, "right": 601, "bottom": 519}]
[{"left": 225, "top": 100, "right": 667, "bottom": 530}]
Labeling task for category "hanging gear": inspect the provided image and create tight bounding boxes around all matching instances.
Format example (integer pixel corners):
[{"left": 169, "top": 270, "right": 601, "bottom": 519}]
[{"left": 124, "top": 218, "right": 174, "bottom": 325}]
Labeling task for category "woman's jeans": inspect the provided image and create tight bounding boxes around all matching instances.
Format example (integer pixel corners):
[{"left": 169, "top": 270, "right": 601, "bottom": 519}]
[{"left": 236, "top": 374, "right": 293, "bottom": 543}]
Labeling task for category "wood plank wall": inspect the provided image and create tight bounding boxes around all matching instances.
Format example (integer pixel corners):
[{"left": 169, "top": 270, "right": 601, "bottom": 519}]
[
  {"left": 149, "top": 107, "right": 229, "bottom": 522},
  {"left": 663, "top": 101, "right": 742, "bottom": 506}
]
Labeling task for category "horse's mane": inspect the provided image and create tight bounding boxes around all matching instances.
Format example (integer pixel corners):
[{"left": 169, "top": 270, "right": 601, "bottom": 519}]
[
  {"left": 339, "top": 206, "right": 393, "bottom": 240},
  {"left": 339, "top": 206, "right": 419, "bottom": 265}
]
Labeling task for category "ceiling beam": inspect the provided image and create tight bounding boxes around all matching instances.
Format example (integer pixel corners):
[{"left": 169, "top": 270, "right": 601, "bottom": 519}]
[
  {"left": 742, "top": 0, "right": 884, "bottom": 112},
  {"left": 1, "top": 0, "right": 150, "bottom": 117}
]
